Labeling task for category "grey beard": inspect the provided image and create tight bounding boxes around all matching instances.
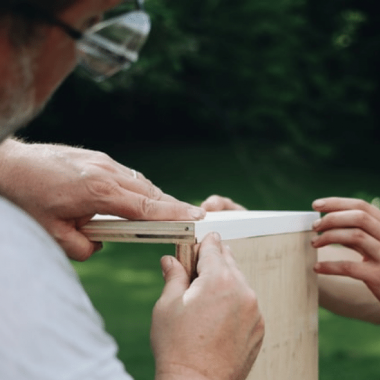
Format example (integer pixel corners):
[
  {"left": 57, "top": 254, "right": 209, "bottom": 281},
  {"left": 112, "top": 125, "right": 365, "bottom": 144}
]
[{"left": 0, "top": 48, "right": 41, "bottom": 143}]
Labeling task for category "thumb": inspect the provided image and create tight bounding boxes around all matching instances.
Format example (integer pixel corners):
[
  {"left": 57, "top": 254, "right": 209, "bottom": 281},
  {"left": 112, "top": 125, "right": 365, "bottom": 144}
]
[
  {"left": 56, "top": 227, "right": 102, "bottom": 262},
  {"left": 160, "top": 256, "right": 190, "bottom": 298}
]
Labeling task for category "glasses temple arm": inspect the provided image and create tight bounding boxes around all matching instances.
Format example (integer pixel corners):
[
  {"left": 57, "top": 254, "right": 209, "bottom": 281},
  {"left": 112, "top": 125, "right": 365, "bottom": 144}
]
[
  {"left": 135, "top": 0, "right": 145, "bottom": 11},
  {"left": 10, "top": 2, "right": 83, "bottom": 40}
]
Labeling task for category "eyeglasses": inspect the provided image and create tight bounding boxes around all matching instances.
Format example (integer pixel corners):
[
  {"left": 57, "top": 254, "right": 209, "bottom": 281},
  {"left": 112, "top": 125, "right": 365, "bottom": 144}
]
[{"left": 11, "top": 0, "right": 151, "bottom": 82}]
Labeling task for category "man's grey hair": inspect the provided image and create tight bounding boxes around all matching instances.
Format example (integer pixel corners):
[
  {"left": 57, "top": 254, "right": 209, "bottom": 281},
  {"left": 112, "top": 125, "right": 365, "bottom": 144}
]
[
  {"left": 0, "top": 0, "right": 79, "bottom": 14},
  {"left": 0, "top": 0, "right": 79, "bottom": 46}
]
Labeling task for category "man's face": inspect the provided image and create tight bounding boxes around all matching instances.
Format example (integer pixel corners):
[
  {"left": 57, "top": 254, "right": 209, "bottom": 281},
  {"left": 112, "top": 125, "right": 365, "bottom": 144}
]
[
  {"left": 0, "top": 44, "right": 36, "bottom": 141},
  {"left": 0, "top": 0, "right": 121, "bottom": 139},
  {"left": 32, "top": 0, "right": 122, "bottom": 106}
]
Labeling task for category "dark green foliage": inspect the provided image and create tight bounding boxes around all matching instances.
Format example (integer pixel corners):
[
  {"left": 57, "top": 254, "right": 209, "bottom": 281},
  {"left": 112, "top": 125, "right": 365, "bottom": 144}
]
[{"left": 19, "top": 0, "right": 380, "bottom": 167}]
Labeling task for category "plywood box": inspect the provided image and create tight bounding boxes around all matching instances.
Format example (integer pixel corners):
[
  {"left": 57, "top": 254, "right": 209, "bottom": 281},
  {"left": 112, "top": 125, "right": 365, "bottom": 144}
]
[{"left": 83, "top": 211, "right": 319, "bottom": 380}]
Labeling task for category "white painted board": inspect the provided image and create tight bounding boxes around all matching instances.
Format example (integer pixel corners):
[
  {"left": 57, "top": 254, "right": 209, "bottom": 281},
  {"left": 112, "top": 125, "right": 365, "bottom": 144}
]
[{"left": 194, "top": 210, "right": 320, "bottom": 240}]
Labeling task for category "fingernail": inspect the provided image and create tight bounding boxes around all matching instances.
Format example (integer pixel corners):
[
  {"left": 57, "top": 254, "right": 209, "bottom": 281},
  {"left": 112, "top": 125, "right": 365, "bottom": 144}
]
[
  {"left": 311, "top": 236, "right": 318, "bottom": 244},
  {"left": 313, "top": 199, "right": 325, "bottom": 208},
  {"left": 213, "top": 232, "right": 221, "bottom": 242},
  {"left": 313, "top": 219, "right": 321, "bottom": 229},
  {"left": 161, "top": 256, "right": 173, "bottom": 278},
  {"left": 189, "top": 207, "right": 206, "bottom": 220},
  {"left": 314, "top": 263, "right": 321, "bottom": 271}
]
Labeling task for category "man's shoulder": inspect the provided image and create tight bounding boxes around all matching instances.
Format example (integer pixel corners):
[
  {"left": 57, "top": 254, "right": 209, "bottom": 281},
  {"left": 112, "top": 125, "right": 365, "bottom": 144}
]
[
  {"left": 0, "top": 197, "right": 132, "bottom": 380},
  {"left": 0, "top": 195, "right": 57, "bottom": 244},
  {"left": 0, "top": 195, "right": 76, "bottom": 286},
  {"left": 0, "top": 195, "right": 65, "bottom": 259}
]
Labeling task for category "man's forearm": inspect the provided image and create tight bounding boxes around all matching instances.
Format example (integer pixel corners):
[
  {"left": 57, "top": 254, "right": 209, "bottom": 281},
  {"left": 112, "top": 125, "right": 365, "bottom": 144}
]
[{"left": 318, "top": 245, "right": 380, "bottom": 324}]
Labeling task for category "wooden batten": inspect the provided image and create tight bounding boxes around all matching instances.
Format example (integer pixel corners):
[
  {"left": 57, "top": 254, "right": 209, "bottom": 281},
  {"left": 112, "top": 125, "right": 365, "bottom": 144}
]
[
  {"left": 175, "top": 244, "right": 199, "bottom": 281},
  {"left": 228, "top": 232, "right": 318, "bottom": 380}
]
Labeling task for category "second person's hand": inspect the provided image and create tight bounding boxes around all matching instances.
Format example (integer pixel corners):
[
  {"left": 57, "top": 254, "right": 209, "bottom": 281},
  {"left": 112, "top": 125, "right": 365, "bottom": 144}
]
[
  {"left": 312, "top": 197, "right": 380, "bottom": 301},
  {"left": 201, "top": 194, "right": 247, "bottom": 212}
]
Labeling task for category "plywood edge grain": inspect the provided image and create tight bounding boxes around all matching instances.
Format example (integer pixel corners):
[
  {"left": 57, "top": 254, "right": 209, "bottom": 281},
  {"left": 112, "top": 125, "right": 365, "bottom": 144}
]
[{"left": 82, "top": 219, "right": 195, "bottom": 243}]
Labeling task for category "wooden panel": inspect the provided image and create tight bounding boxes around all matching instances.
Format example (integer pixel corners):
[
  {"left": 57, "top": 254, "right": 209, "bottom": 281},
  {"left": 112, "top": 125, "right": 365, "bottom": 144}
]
[{"left": 225, "top": 232, "right": 318, "bottom": 380}]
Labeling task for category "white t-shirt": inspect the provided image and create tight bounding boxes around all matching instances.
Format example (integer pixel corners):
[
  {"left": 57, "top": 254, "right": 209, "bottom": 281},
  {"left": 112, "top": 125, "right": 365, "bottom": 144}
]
[{"left": 0, "top": 196, "right": 133, "bottom": 380}]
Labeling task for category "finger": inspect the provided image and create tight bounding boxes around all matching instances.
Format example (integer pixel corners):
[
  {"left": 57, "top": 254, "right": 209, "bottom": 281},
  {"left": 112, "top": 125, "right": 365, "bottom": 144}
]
[
  {"left": 315, "top": 260, "right": 380, "bottom": 301},
  {"left": 160, "top": 256, "right": 190, "bottom": 299},
  {"left": 111, "top": 159, "right": 145, "bottom": 179},
  {"left": 312, "top": 197, "right": 380, "bottom": 222},
  {"left": 120, "top": 178, "right": 166, "bottom": 202},
  {"left": 196, "top": 232, "right": 226, "bottom": 276},
  {"left": 114, "top": 172, "right": 192, "bottom": 205},
  {"left": 57, "top": 229, "right": 102, "bottom": 261},
  {"left": 90, "top": 154, "right": 162, "bottom": 199},
  {"left": 116, "top": 175, "right": 164, "bottom": 200},
  {"left": 313, "top": 210, "right": 380, "bottom": 241},
  {"left": 312, "top": 228, "right": 380, "bottom": 261},
  {"left": 114, "top": 166, "right": 158, "bottom": 195},
  {"left": 201, "top": 195, "right": 247, "bottom": 211},
  {"left": 110, "top": 163, "right": 180, "bottom": 203},
  {"left": 95, "top": 188, "right": 206, "bottom": 221},
  {"left": 314, "top": 260, "right": 375, "bottom": 283},
  {"left": 221, "top": 244, "right": 239, "bottom": 269}
]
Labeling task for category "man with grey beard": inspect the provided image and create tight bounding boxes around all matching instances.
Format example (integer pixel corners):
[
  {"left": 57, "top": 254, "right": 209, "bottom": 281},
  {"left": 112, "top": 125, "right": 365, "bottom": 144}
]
[{"left": 0, "top": 1, "right": 264, "bottom": 379}]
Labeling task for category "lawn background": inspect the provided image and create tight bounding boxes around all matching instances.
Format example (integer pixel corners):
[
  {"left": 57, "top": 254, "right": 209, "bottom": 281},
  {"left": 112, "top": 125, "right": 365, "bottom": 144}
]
[{"left": 72, "top": 140, "right": 380, "bottom": 380}]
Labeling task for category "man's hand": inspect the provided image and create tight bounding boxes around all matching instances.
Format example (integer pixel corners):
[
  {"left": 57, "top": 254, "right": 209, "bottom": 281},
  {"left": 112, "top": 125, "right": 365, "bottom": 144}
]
[
  {"left": 201, "top": 194, "right": 246, "bottom": 212},
  {"left": 151, "top": 233, "right": 264, "bottom": 380},
  {"left": 312, "top": 197, "right": 380, "bottom": 302},
  {"left": 0, "top": 139, "right": 205, "bottom": 261}
]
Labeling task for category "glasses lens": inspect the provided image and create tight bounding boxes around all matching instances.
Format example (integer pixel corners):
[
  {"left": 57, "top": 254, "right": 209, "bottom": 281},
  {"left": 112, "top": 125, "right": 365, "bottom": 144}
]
[{"left": 76, "top": 10, "right": 151, "bottom": 81}]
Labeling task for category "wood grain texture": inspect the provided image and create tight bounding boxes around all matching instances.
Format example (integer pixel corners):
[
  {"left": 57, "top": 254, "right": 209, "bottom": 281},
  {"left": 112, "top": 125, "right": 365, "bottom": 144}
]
[
  {"left": 172, "top": 232, "right": 318, "bottom": 380},
  {"left": 175, "top": 244, "right": 198, "bottom": 281},
  {"left": 226, "top": 232, "right": 318, "bottom": 380}
]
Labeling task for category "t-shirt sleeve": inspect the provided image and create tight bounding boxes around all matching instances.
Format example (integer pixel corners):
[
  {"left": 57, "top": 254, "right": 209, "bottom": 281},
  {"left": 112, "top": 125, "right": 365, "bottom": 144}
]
[{"left": 0, "top": 197, "right": 133, "bottom": 380}]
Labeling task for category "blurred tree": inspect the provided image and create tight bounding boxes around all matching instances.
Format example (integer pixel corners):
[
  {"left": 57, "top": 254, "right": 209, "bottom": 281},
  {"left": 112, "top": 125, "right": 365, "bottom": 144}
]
[{"left": 19, "top": 0, "right": 380, "bottom": 167}]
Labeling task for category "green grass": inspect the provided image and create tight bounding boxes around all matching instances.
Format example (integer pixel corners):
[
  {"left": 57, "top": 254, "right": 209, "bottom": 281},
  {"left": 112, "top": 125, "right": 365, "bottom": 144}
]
[
  {"left": 319, "top": 308, "right": 380, "bottom": 380},
  {"left": 73, "top": 140, "right": 380, "bottom": 379},
  {"left": 73, "top": 243, "right": 167, "bottom": 379}
]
